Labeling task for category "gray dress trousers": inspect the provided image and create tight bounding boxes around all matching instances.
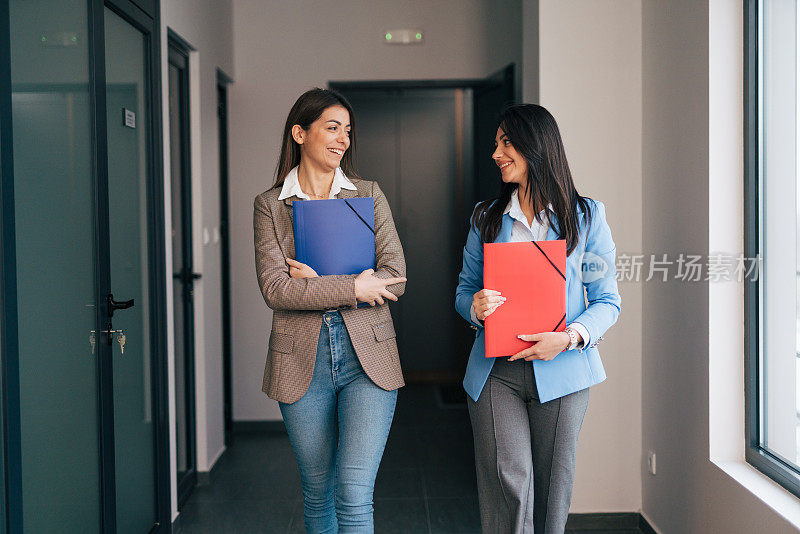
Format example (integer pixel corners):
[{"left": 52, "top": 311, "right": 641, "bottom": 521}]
[{"left": 467, "top": 356, "right": 590, "bottom": 534}]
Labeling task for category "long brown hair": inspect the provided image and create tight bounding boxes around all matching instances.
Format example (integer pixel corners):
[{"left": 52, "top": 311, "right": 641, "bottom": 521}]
[
  {"left": 271, "top": 88, "right": 360, "bottom": 188},
  {"left": 471, "top": 104, "right": 593, "bottom": 256}
]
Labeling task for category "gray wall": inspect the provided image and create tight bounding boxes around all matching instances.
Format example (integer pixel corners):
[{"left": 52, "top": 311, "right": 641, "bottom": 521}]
[{"left": 229, "top": 0, "right": 523, "bottom": 421}]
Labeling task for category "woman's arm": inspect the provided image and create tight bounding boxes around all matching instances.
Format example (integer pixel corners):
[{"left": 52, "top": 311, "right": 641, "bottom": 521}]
[
  {"left": 371, "top": 182, "right": 406, "bottom": 298},
  {"left": 455, "top": 207, "right": 485, "bottom": 328},
  {"left": 570, "top": 200, "right": 622, "bottom": 346},
  {"left": 254, "top": 193, "right": 358, "bottom": 311}
]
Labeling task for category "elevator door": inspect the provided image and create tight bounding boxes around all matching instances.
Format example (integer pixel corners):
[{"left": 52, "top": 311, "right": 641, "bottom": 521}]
[{"left": 344, "top": 89, "right": 474, "bottom": 376}]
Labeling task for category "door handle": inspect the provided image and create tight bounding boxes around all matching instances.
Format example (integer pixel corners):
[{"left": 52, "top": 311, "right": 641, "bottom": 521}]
[
  {"left": 173, "top": 268, "right": 202, "bottom": 284},
  {"left": 107, "top": 293, "right": 134, "bottom": 318}
]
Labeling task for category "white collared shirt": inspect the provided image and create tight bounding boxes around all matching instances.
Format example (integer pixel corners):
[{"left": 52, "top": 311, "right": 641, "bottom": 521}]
[
  {"left": 505, "top": 190, "right": 553, "bottom": 242},
  {"left": 471, "top": 189, "right": 591, "bottom": 350},
  {"left": 277, "top": 165, "right": 357, "bottom": 201}
]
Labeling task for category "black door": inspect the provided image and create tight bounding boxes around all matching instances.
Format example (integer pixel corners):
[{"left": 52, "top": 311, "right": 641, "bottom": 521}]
[
  {"left": 217, "top": 73, "right": 234, "bottom": 446},
  {"left": 168, "top": 35, "right": 199, "bottom": 508}
]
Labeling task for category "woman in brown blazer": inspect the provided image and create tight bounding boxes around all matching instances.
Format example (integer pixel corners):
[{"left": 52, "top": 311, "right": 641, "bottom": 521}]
[{"left": 253, "top": 88, "right": 406, "bottom": 533}]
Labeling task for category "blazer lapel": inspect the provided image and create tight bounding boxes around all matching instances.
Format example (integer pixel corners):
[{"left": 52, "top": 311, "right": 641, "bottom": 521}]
[
  {"left": 282, "top": 195, "right": 295, "bottom": 226},
  {"left": 337, "top": 187, "right": 360, "bottom": 200},
  {"left": 495, "top": 213, "right": 514, "bottom": 243}
]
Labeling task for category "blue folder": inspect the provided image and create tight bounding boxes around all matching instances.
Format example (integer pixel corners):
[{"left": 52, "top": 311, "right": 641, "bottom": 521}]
[{"left": 292, "top": 197, "right": 376, "bottom": 277}]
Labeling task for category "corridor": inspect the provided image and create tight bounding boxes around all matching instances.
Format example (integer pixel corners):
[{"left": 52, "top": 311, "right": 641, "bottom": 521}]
[{"left": 174, "top": 385, "right": 648, "bottom": 534}]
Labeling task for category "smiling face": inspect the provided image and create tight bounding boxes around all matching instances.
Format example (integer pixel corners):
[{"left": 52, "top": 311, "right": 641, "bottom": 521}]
[
  {"left": 492, "top": 126, "right": 528, "bottom": 186},
  {"left": 292, "top": 105, "right": 351, "bottom": 172}
]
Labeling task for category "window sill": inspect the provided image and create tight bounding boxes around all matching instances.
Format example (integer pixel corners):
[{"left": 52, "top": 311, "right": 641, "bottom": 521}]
[{"left": 711, "top": 459, "right": 800, "bottom": 529}]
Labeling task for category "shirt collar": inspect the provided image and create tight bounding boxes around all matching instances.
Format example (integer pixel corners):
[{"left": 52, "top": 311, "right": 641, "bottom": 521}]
[
  {"left": 277, "top": 166, "right": 357, "bottom": 201},
  {"left": 504, "top": 189, "right": 554, "bottom": 223}
]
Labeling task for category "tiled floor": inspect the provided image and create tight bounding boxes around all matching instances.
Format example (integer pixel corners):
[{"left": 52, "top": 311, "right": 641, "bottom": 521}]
[{"left": 175, "top": 385, "right": 645, "bottom": 533}]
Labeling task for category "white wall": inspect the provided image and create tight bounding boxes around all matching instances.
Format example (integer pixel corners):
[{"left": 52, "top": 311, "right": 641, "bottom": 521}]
[
  {"left": 642, "top": 0, "right": 799, "bottom": 531},
  {"left": 159, "top": 0, "right": 234, "bottom": 521},
  {"left": 535, "top": 0, "right": 643, "bottom": 514},
  {"left": 229, "top": 0, "right": 522, "bottom": 422}
]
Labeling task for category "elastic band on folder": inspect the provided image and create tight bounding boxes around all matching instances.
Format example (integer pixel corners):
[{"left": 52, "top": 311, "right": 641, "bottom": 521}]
[
  {"left": 531, "top": 241, "right": 565, "bottom": 280},
  {"left": 344, "top": 199, "right": 375, "bottom": 234},
  {"left": 552, "top": 314, "right": 565, "bottom": 331}
]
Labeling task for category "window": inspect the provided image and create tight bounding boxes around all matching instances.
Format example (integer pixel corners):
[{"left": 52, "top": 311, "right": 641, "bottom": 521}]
[{"left": 745, "top": 0, "right": 800, "bottom": 496}]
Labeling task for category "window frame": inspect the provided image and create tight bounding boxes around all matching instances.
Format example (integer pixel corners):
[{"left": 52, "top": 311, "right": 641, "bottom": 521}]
[{"left": 744, "top": 0, "right": 800, "bottom": 498}]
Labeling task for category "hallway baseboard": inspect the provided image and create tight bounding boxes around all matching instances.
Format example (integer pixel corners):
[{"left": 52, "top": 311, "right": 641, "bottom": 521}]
[
  {"left": 196, "top": 448, "right": 226, "bottom": 487},
  {"left": 566, "top": 512, "right": 656, "bottom": 533}
]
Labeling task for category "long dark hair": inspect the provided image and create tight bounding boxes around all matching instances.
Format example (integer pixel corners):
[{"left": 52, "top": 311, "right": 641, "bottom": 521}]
[
  {"left": 271, "top": 88, "right": 360, "bottom": 188},
  {"left": 471, "top": 104, "right": 593, "bottom": 256}
]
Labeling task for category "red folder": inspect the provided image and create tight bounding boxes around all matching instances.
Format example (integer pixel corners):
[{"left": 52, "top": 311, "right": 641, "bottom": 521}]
[{"left": 483, "top": 240, "right": 567, "bottom": 358}]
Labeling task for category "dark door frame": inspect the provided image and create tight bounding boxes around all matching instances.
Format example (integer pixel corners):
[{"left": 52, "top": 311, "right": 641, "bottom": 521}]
[
  {"left": 0, "top": 0, "right": 23, "bottom": 530},
  {"left": 217, "top": 69, "right": 234, "bottom": 447},
  {"left": 0, "top": 0, "right": 171, "bottom": 531},
  {"left": 167, "top": 30, "right": 199, "bottom": 509}
]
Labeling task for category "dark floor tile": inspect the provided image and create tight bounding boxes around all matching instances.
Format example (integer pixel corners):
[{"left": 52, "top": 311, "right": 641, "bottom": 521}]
[
  {"left": 184, "top": 472, "right": 242, "bottom": 503},
  {"left": 226, "top": 466, "right": 302, "bottom": 500},
  {"left": 188, "top": 465, "right": 301, "bottom": 502},
  {"left": 374, "top": 467, "right": 425, "bottom": 499},
  {"left": 427, "top": 496, "right": 481, "bottom": 534},
  {"left": 175, "top": 499, "right": 296, "bottom": 533},
  {"left": 423, "top": 466, "right": 478, "bottom": 499},
  {"left": 214, "top": 433, "right": 296, "bottom": 473},
  {"left": 381, "top": 424, "right": 424, "bottom": 469},
  {"left": 287, "top": 501, "right": 306, "bottom": 534},
  {"left": 374, "top": 498, "right": 430, "bottom": 534},
  {"left": 418, "top": 433, "right": 475, "bottom": 471}
]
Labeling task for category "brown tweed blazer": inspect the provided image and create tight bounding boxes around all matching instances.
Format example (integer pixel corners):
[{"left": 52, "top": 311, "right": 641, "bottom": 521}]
[{"left": 253, "top": 178, "right": 407, "bottom": 403}]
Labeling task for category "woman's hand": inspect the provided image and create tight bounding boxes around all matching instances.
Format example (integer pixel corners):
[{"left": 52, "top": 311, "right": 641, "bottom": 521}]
[
  {"left": 472, "top": 289, "right": 506, "bottom": 321},
  {"left": 355, "top": 269, "right": 407, "bottom": 306},
  {"left": 508, "top": 332, "right": 571, "bottom": 362},
  {"left": 286, "top": 258, "right": 318, "bottom": 279}
]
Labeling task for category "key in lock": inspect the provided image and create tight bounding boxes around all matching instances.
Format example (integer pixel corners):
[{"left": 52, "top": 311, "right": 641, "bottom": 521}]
[
  {"left": 90, "top": 329, "right": 124, "bottom": 355},
  {"left": 116, "top": 330, "right": 126, "bottom": 355}
]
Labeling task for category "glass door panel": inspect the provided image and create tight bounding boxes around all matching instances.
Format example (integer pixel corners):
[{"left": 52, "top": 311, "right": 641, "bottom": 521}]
[
  {"left": 9, "top": 1, "right": 101, "bottom": 531},
  {"left": 168, "top": 43, "right": 197, "bottom": 505},
  {"left": 103, "top": 6, "right": 156, "bottom": 531},
  {"left": 169, "top": 59, "right": 189, "bottom": 498}
]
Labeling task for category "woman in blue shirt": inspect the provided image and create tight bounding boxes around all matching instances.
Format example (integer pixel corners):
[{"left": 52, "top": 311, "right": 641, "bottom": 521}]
[{"left": 455, "top": 104, "right": 621, "bottom": 533}]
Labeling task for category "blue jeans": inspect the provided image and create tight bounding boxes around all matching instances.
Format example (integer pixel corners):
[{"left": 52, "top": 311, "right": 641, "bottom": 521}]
[{"left": 279, "top": 310, "right": 398, "bottom": 534}]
